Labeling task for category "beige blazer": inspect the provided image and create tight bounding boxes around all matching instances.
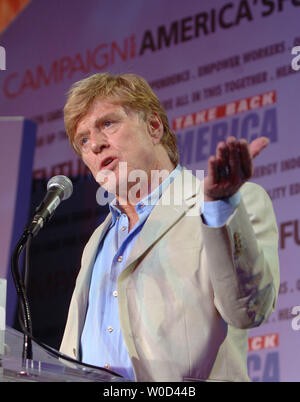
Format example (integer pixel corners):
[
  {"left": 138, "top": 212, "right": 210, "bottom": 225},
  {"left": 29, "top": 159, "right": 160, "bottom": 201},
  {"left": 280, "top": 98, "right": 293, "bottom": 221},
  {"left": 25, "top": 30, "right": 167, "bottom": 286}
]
[{"left": 60, "top": 168, "right": 279, "bottom": 382}]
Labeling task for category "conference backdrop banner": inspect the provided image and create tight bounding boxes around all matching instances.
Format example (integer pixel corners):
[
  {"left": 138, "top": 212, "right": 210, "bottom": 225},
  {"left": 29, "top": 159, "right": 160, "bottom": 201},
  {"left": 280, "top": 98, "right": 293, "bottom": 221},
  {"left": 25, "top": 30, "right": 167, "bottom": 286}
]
[
  {"left": 0, "top": 118, "right": 36, "bottom": 331},
  {"left": 0, "top": 0, "right": 300, "bottom": 381}
]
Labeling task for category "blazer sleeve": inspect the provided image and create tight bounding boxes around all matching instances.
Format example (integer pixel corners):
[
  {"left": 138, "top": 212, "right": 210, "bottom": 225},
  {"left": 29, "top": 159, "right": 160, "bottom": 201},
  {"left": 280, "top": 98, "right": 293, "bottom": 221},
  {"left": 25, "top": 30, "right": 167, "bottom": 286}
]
[{"left": 200, "top": 182, "right": 280, "bottom": 329}]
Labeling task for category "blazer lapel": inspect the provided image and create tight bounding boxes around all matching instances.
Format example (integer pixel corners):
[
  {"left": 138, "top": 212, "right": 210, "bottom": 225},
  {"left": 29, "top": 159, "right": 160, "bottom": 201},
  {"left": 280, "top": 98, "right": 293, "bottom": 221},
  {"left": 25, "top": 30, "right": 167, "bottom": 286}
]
[
  {"left": 75, "top": 168, "right": 203, "bottom": 295},
  {"left": 60, "top": 213, "right": 113, "bottom": 357},
  {"left": 124, "top": 168, "right": 203, "bottom": 271},
  {"left": 65, "top": 168, "right": 202, "bottom": 356},
  {"left": 74, "top": 213, "right": 113, "bottom": 321}
]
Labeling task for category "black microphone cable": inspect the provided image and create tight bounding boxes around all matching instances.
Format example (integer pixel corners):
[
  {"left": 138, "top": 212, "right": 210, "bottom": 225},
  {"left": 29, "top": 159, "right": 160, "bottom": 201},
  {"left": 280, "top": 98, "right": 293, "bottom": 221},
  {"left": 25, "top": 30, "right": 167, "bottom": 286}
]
[
  {"left": 10, "top": 174, "right": 124, "bottom": 379},
  {"left": 11, "top": 230, "right": 33, "bottom": 361},
  {"left": 11, "top": 226, "right": 124, "bottom": 379}
]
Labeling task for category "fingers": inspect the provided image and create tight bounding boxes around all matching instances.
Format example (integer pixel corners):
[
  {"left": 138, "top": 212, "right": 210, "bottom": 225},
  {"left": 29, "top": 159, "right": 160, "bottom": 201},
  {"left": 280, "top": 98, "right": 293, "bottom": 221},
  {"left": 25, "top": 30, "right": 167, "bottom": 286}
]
[
  {"left": 227, "top": 137, "right": 240, "bottom": 185},
  {"left": 210, "top": 136, "right": 268, "bottom": 184},
  {"left": 207, "top": 155, "right": 218, "bottom": 185},
  {"left": 215, "top": 137, "right": 242, "bottom": 184},
  {"left": 214, "top": 137, "right": 253, "bottom": 183},
  {"left": 249, "top": 136, "right": 270, "bottom": 158},
  {"left": 216, "top": 141, "right": 229, "bottom": 183},
  {"left": 205, "top": 136, "right": 268, "bottom": 200},
  {"left": 239, "top": 139, "right": 253, "bottom": 179}
]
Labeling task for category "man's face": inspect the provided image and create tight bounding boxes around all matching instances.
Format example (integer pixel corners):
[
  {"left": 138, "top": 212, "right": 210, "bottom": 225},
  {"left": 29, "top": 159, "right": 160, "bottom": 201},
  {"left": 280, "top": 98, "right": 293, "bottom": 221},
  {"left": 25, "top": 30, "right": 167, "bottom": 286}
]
[{"left": 75, "top": 99, "right": 161, "bottom": 199}]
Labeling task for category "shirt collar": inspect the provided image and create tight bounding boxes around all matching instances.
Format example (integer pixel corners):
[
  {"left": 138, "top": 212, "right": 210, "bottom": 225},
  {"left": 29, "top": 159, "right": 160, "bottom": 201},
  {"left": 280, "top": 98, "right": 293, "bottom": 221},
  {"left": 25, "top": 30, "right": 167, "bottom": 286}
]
[{"left": 109, "top": 164, "right": 182, "bottom": 224}]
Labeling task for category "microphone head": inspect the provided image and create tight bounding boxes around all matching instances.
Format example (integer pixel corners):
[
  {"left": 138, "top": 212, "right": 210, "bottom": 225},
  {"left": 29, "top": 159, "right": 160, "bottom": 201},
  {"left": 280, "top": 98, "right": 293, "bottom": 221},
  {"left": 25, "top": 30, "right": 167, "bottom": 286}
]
[{"left": 47, "top": 175, "right": 73, "bottom": 201}]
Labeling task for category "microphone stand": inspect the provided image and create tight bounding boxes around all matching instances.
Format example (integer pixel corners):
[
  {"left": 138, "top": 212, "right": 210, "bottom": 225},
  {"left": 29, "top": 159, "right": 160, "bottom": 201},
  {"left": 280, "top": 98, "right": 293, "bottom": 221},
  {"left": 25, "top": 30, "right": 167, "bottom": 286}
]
[
  {"left": 9, "top": 175, "right": 124, "bottom": 379},
  {"left": 11, "top": 228, "right": 33, "bottom": 362},
  {"left": 10, "top": 175, "right": 73, "bottom": 365},
  {"left": 10, "top": 227, "right": 124, "bottom": 379},
  {"left": 11, "top": 230, "right": 123, "bottom": 379}
]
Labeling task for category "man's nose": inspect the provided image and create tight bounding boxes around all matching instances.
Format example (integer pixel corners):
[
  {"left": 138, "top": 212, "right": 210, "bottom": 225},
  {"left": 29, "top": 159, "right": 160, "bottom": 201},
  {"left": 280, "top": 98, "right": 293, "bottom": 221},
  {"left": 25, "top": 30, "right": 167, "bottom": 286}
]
[{"left": 90, "top": 133, "right": 109, "bottom": 153}]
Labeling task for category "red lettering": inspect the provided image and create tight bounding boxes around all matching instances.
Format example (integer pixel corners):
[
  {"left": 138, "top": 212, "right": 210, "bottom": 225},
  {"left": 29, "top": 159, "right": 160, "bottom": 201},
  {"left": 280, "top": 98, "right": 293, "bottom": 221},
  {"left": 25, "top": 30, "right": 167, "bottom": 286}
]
[
  {"left": 111, "top": 39, "right": 128, "bottom": 63},
  {"left": 36, "top": 61, "right": 59, "bottom": 86},
  {"left": 2, "top": 35, "right": 136, "bottom": 99},
  {"left": 69, "top": 53, "right": 90, "bottom": 78},
  {"left": 92, "top": 44, "right": 109, "bottom": 70},
  {"left": 173, "top": 91, "right": 277, "bottom": 130},
  {"left": 280, "top": 221, "right": 294, "bottom": 249},
  {"left": 248, "top": 333, "right": 279, "bottom": 352},
  {"left": 50, "top": 160, "right": 73, "bottom": 177},
  {"left": 20, "top": 70, "right": 38, "bottom": 93},
  {"left": 3, "top": 73, "right": 20, "bottom": 99},
  {"left": 59, "top": 57, "right": 72, "bottom": 81},
  {"left": 130, "top": 34, "right": 136, "bottom": 58},
  {"left": 33, "top": 168, "right": 47, "bottom": 180}
]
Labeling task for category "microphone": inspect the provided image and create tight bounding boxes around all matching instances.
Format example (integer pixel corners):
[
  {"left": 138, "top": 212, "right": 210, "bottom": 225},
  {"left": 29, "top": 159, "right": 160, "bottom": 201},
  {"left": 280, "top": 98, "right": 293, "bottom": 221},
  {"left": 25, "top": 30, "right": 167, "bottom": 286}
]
[{"left": 27, "top": 175, "right": 73, "bottom": 237}]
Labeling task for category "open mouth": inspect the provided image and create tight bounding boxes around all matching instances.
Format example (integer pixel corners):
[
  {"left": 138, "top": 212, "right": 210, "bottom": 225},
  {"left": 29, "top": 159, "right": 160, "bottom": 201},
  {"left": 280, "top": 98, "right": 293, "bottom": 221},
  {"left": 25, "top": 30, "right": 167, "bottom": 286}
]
[{"left": 101, "top": 157, "right": 116, "bottom": 169}]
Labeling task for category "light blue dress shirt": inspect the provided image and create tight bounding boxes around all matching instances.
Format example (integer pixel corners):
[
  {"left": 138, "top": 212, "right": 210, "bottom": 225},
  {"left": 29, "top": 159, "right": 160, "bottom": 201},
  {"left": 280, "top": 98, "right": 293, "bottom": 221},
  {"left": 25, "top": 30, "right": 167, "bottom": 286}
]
[{"left": 80, "top": 165, "right": 240, "bottom": 380}]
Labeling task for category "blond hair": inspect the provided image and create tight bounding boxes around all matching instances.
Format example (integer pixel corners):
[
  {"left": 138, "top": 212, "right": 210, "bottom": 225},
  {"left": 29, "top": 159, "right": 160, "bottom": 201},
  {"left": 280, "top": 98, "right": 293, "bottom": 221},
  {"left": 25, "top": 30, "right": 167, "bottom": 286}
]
[{"left": 64, "top": 73, "right": 179, "bottom": 166}]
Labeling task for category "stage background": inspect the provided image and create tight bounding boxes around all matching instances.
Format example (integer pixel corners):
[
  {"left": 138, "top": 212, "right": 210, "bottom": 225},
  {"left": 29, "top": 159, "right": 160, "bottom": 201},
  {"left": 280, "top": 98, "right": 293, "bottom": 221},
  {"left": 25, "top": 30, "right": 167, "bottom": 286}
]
[
  {"left": 0, "top": 118, "right": 36, "bottom": 327},
  {"left": 1, "top": 0, "right": 300, "bottom": 381}
]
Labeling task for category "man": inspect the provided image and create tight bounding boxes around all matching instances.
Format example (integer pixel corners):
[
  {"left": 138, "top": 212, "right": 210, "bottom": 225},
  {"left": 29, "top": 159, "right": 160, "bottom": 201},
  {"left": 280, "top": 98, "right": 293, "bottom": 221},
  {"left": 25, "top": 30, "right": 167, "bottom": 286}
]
[{"left": 60, "top": 73, "right": 279, "bottom": 381}]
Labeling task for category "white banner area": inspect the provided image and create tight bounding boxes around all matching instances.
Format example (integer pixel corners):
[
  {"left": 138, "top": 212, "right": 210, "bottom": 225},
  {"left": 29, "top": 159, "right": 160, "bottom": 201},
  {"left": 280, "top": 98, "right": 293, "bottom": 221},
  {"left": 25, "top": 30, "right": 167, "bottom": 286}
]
[{"left": 1, "top": 0, "right": 300, "bottom": 381}]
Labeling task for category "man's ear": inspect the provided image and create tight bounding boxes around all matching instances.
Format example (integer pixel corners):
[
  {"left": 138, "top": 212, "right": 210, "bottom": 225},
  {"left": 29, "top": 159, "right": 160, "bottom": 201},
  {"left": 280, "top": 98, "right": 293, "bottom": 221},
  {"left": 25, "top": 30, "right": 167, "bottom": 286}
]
[{"left": 147, "top": 113, "right": 164, "bottom": 144}]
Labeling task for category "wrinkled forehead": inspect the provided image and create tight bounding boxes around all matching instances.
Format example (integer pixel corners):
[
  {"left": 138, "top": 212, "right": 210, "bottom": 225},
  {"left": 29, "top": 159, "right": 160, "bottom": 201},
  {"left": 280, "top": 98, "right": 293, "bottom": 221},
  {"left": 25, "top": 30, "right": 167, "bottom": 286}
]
[
  {"left": 75, "top": 97, "right": 146, "bottom": 134},
  {"left": 87, "top": 96, "right": 146, "bottom": 121}
]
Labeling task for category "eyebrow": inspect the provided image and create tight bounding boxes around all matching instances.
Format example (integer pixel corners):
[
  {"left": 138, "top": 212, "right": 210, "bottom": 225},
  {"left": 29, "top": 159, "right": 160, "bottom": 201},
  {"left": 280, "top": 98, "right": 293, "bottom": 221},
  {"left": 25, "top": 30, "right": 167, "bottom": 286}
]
[{"left": 75, "top": 112, "right": 120, "bottom": 139}]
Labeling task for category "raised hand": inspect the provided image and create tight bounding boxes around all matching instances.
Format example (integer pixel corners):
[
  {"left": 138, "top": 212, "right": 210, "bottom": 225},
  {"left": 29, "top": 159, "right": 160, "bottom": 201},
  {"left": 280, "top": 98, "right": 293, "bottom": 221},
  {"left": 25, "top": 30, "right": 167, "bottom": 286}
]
[{"left": 204, "top": 136, "right": 270, "bottom": 202}]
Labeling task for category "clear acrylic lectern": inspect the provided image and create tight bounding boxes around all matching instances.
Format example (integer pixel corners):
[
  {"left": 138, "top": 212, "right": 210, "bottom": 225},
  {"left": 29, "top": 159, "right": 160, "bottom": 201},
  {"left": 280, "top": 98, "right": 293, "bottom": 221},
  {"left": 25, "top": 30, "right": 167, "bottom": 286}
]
[{"left": 0, "top": 326, "right": 130, "bottom": 382}]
